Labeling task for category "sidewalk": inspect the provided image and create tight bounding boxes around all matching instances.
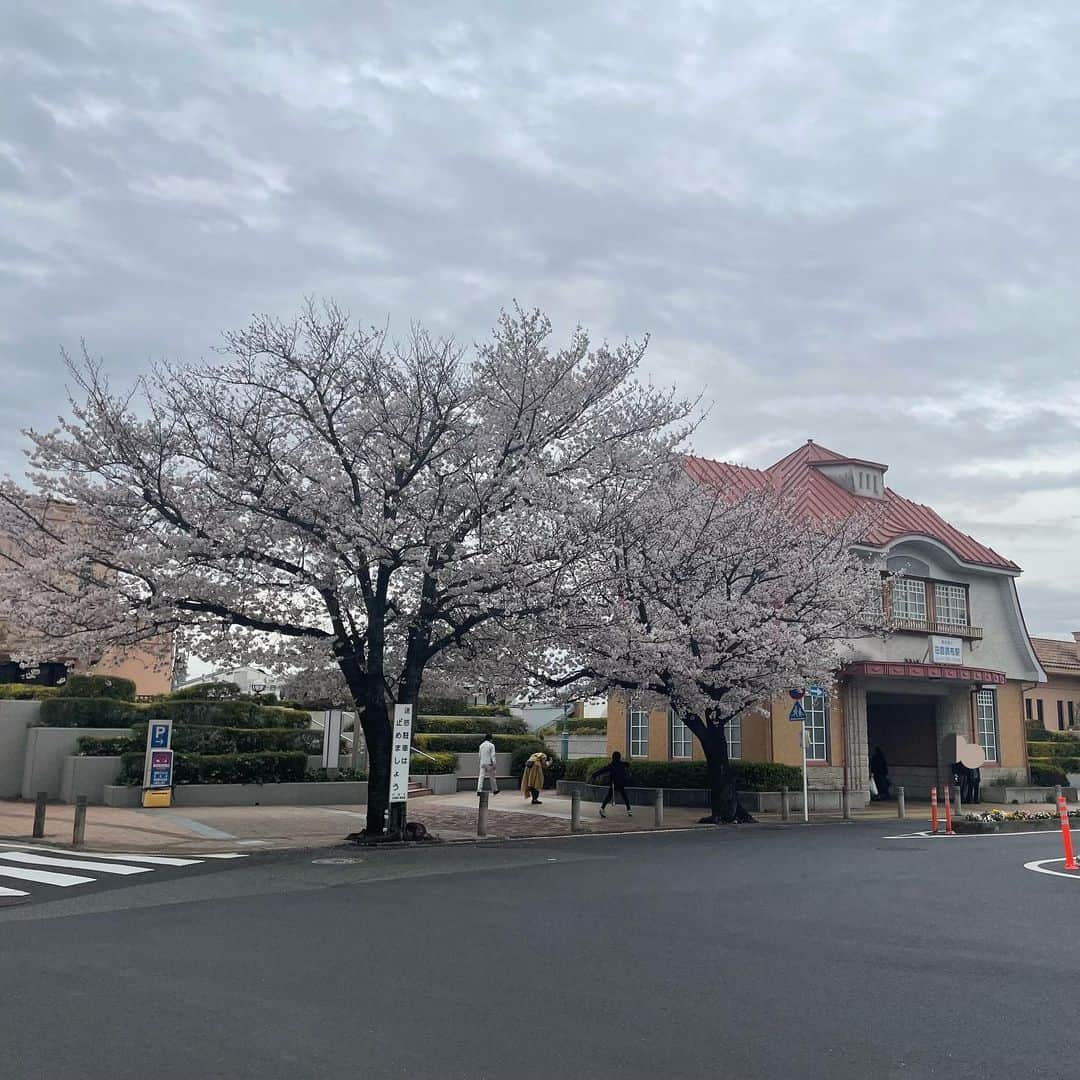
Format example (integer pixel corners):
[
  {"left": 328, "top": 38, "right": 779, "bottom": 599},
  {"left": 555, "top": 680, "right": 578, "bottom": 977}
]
[{"left": 1, "top": 792, "right": 942, "bottom": 852}]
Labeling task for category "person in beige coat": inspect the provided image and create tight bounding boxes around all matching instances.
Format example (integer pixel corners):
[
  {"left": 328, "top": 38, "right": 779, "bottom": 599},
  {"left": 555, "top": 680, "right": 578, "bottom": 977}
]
[{"left": 521, "top": 752, "right": 549, "bottom": 805}]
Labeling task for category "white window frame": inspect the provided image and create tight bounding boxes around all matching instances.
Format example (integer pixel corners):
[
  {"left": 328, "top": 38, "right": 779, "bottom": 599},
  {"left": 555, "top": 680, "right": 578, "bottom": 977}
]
[
  {"left": 669, "top": 709, "right": 693, "bottom": 759},
  {"left": 629, "top": 700, "right": 649, "bottom": 758},
  {"left": 725, "top": 715, "right": 742, "bottom": 760},
  {"left": 891, "top": 578, "right": 927, "bottom": 621},
  {"left": 976, "top": 689, "right": 999, "bottom": 763},
  {"left": 803, "top": 695, "right": 829, "bottom": 762},
  {"left": 934, "top": 583, "right": 968, "bottom": 627}
]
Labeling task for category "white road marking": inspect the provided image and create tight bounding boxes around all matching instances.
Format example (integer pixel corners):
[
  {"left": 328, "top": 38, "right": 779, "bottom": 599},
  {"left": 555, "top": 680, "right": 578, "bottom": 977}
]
[
  {"left": 1024, "top": 858, "right": 1080, "bottom": 880},
  {"left": 189, "top": 853, "right": 248, "bottom": 859},
  {"left": 884, "top": 827, "right": 1080, "bottom": 840},
  {"left": 0, "top": 865, "right": 94, "bottom": 887},
  {"left": 0, "top": 886, "right": 30, "bottom": 897},
  {"left": 0, "top": 844, "right": 202, "bottom": 866},
  {"left": 0, "top": 852, "right": 153, "bottom": 876}
]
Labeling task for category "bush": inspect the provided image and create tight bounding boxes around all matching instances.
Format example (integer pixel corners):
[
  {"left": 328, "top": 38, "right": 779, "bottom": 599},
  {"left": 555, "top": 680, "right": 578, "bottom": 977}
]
[
  {"left": 537, "top": 718, "right": 607, "bottom": 736},
  {"left": 562, "top": 757, "right": 803, "bottom": 791},
  {"left": 77, "top": 734, "right": 141, "bottom": 756},
  {"left": 60, "top": 674, "right": 137, "bottom": 701},
  {"left": 0, "top": 683, "right": 59, "bottom": 700},
  {"left": 167, "top": 681, "right": 243, "bottom": 700},
  {"left": 304, "top": 767, "right": 368, "bottom": 782},
  {"left": 412, "top": 733, "right": 539, "bottom": 753},
  {"left": 150, "top": 699, "right": 310, "bottom": 729},
  {"left": 415, "top": 696, "right": 510, "bottom": 717},
  {"left": 1029, "top": 761, "right": 1069, "bottom": 786},
  {"left": 1026, "top": 725, "right": 1079, "bottom": 744},
  {"left": 39, "top": 697, "right": 141, "bottom": 728},
  {"left": 510, "top": 743, "right": 566, "bottom": 788},
  {"left": 129, "top": 724, "right": 324, "bottom": 755},
  {"left": 413, "top": 715, "right": 527, "bottom": 735},
  {"left": 409, "top": 750, "right": 458, "bottom": 775},
  {"left": 119, "top": 750, "right": 308, "bottom": 785}
]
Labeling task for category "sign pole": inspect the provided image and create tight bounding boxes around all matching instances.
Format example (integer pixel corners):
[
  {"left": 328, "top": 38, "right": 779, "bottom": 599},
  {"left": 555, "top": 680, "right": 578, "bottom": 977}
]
[
  {"left": 387, "top": 704, "right": 414, "bottom": 839},
  {"left": 801, "top": 729, "right": 809, "bottom": 823}
]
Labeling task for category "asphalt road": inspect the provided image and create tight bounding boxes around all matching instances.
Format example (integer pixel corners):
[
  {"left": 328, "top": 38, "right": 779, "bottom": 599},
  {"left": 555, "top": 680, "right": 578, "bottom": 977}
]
[{"left": 1, "top": 822, "right": 1076, "bottom": 1080}]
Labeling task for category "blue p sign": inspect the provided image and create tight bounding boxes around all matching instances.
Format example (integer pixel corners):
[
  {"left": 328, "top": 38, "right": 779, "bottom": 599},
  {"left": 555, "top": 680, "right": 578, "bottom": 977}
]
[{"left": 150, "top": 723, "right": 170, "bottom": 749}]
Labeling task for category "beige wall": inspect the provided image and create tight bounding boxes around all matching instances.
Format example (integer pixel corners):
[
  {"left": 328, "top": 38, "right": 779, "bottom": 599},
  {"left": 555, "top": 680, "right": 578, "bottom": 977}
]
[
  {"left": 86, "top": 636, "right": 174, "bottom": 697},
  {"left": 1025, "top": 672, "right": 1080, "bottom": 733}
]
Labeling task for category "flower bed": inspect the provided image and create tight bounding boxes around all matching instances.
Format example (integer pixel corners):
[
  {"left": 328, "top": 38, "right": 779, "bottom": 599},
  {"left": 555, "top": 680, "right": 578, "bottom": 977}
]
[{"left": 955, "top": 807, "right": 1080, "bottom": 834}]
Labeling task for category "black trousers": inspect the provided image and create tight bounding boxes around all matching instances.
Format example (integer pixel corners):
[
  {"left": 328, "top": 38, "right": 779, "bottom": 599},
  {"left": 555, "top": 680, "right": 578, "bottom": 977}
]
[{"left": 602, "top": 783, "right": 630, "bottom": 810}]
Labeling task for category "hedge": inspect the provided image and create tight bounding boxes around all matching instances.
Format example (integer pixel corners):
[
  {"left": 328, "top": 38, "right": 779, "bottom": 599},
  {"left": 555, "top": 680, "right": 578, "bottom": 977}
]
[
  {"left": 1025, "top": 725, "right": 1079, "bottom": 744},
  {"left": 77, "top": 734, "right": 141, "bottom": 756},
  {"left": 0, "top": 683, "right": 59, "bottom": 700},
  {"left": 149, "top": 699, "right": 311, "bottom": 729},
  {"left": 61, "top": 674, "right": 136, "bottom": 701},
  {"left": 1027, "top": 740, "right": 1080, "bottom": 762},
  {"left": 416, "top": 696, "right": 510, "bottom": 717},
  {"left": 409, "top": 751, "right": 458, "bottom": 775},
  {"left": 538, "top": 718, "right": 607, "bottom": 736},
  {"left": 412, "top": 733, "right": 540, "bottom": 753},
  {"left": 128, "top": 724, "right": 325, "bottom": 755},
  {"left": 39, "top": 697, "right": 141, "bottom": 728},
  {"left": 168, "top": 681, "right": 244, "bottom": 700},
  {"left": 120, "top": 750, "right": 308, "bottom": 785},
  {"left": 413, "top": 716, "right": 527, "bottom": 735},
  {"left": 562, "top": 757, "right": 803, "bottom": 791},
  {"left": 1029, "top": 761, "right": 1071, "bottom": 786}
]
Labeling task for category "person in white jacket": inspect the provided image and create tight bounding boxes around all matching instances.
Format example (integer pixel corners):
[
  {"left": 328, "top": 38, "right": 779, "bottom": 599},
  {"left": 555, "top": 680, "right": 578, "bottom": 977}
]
[{"left": 477, "top": 734, "right": 499, "bottom": 796}]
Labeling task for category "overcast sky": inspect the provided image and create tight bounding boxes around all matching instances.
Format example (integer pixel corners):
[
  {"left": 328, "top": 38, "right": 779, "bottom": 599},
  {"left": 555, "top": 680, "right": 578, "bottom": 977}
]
[{"left": 3, "top": 1, "right": 1079, "bottom": 637}]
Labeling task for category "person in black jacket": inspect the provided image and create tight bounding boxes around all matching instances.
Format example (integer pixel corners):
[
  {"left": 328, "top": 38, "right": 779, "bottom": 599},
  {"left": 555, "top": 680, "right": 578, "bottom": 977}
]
[{"left": 590, "top": 751, "right": 632, "bottom": 818}]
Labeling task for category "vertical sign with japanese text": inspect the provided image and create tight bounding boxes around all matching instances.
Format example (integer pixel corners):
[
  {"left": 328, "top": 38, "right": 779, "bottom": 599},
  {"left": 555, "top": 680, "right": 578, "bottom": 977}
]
[{"left": 388, "top": 704, "right": 414, "bottom": 803}]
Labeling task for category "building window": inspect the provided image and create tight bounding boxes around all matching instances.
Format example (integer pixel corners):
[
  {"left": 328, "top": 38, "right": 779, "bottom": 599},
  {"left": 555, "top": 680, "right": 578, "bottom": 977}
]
[
  {"left": 803, "top": 695, "right": 829, "bottom": 762},
  {"left": 669, "top": 709, "right": 693, "bottom": 759},
  {"left": 1058, "top": 700, "right": 1065, "bottom": 731},
  {"left": 933, "top": 583, "right": 968, "bottom": 627},
  {"left": 891, "top": 578, "right": 927, "bottom": 621},
  {"left": 726, "top": 715, "right": 742, "bottom": 760},
  {"left": 629, "top": 701, "right": 649, "bottom": 758},
  {"left": 1025, "top": 698, "right": 1033, "bottom": 721},
  {"left": 1036, "top": 699, "right": 1044, "bottom": 725},
  {"left": 1070, "top": 702, "right": 1076, "bottom": 728},
  {"left": 976, "top": 690, "right": 999, "bottom": 763}
]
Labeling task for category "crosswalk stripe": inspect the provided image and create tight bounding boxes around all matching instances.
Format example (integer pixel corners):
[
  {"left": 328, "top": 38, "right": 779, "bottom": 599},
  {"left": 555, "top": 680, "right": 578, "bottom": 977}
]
[
  {"left": 0, "top": 846, "right": 203, "bottom": 867},
  {"left": 0, "top": 852, "right": 153, "bottom": 876},
  {"left": 190, "top": 853, "right": 247, "bottom": 859},
  {"left": 0, "top": 886, "right": 30, "bottom": 897},
  {"left": 0, "top": 865, "right": 94, "bottom": 887}
]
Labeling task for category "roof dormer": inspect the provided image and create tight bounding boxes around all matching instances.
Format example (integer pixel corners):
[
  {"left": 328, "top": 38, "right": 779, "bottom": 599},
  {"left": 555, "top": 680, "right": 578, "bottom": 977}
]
[{"left": 810, "top": 446, "right": 888, "bottom": 500}]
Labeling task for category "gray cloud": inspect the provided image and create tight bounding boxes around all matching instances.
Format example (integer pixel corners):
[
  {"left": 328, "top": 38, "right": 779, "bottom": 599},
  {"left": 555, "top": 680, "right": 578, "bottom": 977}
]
[{"left": 3, "top": 0, "right": 1080, "bottom": 632}]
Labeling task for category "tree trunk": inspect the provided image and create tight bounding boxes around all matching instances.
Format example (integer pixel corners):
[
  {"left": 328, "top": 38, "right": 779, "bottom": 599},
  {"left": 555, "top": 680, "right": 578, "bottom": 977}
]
[
  {"left": 696, "top": 722, "right": 756, "bottom": 825},
  {"left": 357, "top": 689, "right": 391, "bottom": 835}
]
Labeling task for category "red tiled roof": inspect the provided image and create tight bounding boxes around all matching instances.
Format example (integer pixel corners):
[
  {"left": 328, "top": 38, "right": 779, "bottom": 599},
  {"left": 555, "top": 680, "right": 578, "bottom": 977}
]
[
  {"left": 1029, "top": 637, "right": 1080, "bottom": 672},
  {"left": 685, "top": 440, "right": 1020, "bottom": 572}
]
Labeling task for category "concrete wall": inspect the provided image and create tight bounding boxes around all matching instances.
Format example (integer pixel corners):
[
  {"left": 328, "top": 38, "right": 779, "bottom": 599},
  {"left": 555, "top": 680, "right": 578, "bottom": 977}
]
[
  {"left": 543, "top": 734, "right": 608, "bottom": 759},
  {"left": 409, "top": 773, "right": 457, "bottom": 794},
  {"left": 60, "top": 755, "right": 122, "bottom": 804},
  {"left": 20, "top": 727, "right": 132, "bottom": 801},
  {"left": 0, "top": 700, "right": 40, "bottom": 797},
  {"left": 454, "top": 751, "right": 514, "bottom": 777}
]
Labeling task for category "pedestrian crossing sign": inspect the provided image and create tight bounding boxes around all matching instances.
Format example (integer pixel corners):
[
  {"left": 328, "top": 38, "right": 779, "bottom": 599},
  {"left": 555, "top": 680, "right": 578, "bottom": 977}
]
[{"left": 788, "top": 701, "right": 807, "bottom": 722}]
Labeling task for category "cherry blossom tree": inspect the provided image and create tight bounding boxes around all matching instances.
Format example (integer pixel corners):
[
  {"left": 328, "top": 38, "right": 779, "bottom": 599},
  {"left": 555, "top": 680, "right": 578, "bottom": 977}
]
[
  {"left": 517, "top": 463, "right": 884, "bottom": 823},
  {"left": 0, "top": 302, "right": 693, "bottom": 835}
]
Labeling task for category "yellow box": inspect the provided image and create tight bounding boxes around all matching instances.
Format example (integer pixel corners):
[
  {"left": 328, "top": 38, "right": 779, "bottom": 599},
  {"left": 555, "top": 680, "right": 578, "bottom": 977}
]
[{"left": 141, "top": 788, "right": 173, "bottom": 808}]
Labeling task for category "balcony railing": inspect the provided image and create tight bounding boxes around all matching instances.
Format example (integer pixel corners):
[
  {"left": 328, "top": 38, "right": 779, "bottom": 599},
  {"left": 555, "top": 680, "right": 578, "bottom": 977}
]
[{"left": 888, "top": 617, "right": 984, "bottom": 640}]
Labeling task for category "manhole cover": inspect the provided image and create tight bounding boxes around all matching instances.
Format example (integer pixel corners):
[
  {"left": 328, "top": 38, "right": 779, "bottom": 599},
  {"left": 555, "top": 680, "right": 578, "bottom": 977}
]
[{"left": 312, "top": 857, "right": 366, "bottom": 865}]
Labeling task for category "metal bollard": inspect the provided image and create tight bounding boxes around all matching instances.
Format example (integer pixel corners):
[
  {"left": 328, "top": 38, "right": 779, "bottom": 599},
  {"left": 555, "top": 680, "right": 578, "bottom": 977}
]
[
  {"left": 654, "top": 789, "right": 664, "bottom": 828},
  {"left": 72, "top": 796, "right": 87, "bottom": 847},
  {"left": 897, "top": 786, "right": 906, "bottom": 819},
  {"left": 781, "top": 787, "right": 790, "bottom": 822},
  {"left": 571, "top": 790, "right": 582, "bottom": 833},
  {"left": 954, "top": 783, "right": 962, "bottom": 817},
  {"left": 842, "top": 787, "right": 851, "bottom": 820},
  {"left": 477, "top": 790, "right": 488, "bottom": 838},
  {"left": 1055, "top": 784, "right": 1063, "bottom": 804},
  {"left": 33, "top": 791, "right": 47, "bottom": 839}
]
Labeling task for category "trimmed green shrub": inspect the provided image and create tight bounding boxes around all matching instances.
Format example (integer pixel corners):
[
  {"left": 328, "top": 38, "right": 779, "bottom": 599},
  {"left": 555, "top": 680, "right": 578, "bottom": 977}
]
[
  {"left": 1025, "top": 725, "right": 1079, "bottom": 744},
  {"left": 167, "top": 681, "right": 243, "bottom": 700},
  {"left": 409, "top": 750, "right": 458, "bottom": 775},
  {"left": 128, "top": 725, "right": 324, "bottom": 755},
  {"left": 150, "top": 699, "right": 310, "bottom": 729},
  {"left": 412, "top": 733, "right": 539, "bottom": 753},
  {"left": 119, "top": 750, "right": 308, "bottom": 785},
  {"left": 562, "top": 757, "right": 802, "bottom": 790},
  {"left": 414, "top": 715, "right": 527, "bottom": 735},
  {"left": 60, "top": 674, "right": 136, "bottom": 701},
  {"left": 510, "top": 743, "right": 566, "bottom": 788},
  {"left": 1029, "top": 761, "right": 1069, "bottom": 786},
  {"left": 416, "top": 696, "right": 510, "bottom": 717},
  {"left": 0, "top": 683, "right": 59, "bottom": 700},
  {"left": 304, "top": 767, "right": 368, "bottom": 782},
  {"left": 77, "top": 734, "right": 141, "bottom": 756},
  {"left": 537, "top": 718, "right": 607, "bottom": 736},
  {"left": 39, "top": 697, "right": 141, "bottom": 728}
]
